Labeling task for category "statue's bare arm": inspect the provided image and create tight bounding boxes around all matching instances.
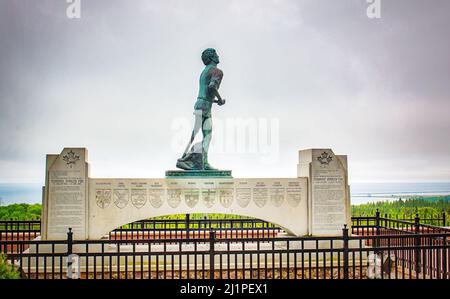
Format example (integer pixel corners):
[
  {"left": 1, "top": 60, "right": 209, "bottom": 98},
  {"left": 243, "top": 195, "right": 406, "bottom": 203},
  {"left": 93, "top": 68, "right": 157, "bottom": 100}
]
[
  {"left": 211, "top": 88, "right": 225, "bottom": 105},
  {"left": 209, "top": 69, "right": 226, "bottom": 105}
]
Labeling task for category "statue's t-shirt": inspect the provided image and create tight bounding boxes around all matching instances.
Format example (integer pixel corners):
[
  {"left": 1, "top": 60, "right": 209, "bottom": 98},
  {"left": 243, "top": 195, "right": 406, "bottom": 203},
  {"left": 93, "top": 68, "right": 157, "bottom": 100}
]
[{"left": 194, "top": 65, "right": 223, "bottom": 116}]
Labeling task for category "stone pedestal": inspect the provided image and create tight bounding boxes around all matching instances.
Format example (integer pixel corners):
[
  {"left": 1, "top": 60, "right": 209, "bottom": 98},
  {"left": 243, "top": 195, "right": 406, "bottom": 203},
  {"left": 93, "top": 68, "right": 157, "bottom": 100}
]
[
  {"left": 165, "top": 170, "right": 232, "bottom": 178},
  {"left": 41, "top": 148, "right": 89, "bottom": 240},
  {"left": 298, "top": 149, "right": 351, "bottom": 236}
]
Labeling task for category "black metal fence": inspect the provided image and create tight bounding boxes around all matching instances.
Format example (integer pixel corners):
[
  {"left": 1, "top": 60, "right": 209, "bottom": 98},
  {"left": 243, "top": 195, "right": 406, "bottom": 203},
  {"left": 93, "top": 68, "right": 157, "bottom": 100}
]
[
  {"left": 351, "top": 209, "right": 450, "bottom": 236},
  {"left": 1, "top": 226, "right": 448, "bottom": 279},
  {"left": 0, "top": 220, "right": 40, "bottom": 241},
  {"left": 1, "top": 211, "right": 447, "bottom": 242},
  {"left": 0, "top": 217, "right": 281, "bottom": 242},
  {"left": 358, "top": 211, "right": 448, "bottom": 227},
  {"left": 109, "top": 218, "right": 281, "bottom": 241},
  {"left": 0, "top": 211, "right": 449, "bottom": 280}
]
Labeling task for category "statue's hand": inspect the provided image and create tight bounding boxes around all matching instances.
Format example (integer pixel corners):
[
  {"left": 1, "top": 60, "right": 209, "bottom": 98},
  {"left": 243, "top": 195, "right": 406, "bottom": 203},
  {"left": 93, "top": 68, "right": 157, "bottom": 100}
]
[{"left": 217, "top": 98, "right": 226, "bottom": 106}]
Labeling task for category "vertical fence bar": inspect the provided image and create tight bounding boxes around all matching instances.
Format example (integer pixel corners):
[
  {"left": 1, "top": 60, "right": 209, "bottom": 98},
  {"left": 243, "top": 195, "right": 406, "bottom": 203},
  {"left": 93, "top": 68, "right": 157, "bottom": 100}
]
[
  {"left": 209, "top": 229, "right": 215, "bottom": 279},
  {"left": 186, "top": 214, "right": 190, "bottom": 238},
  {"left": 343, "top": 225, "right": 349, "bottom": 279},
  {"left": 443, "top": 211, "right": 446, "bottom": 227},
  {"left": 67, "top": 228, "right": 73, "bottom": 255},
  {"left": 414, "top": 214, "right": 421, "bottom": 276},
  {"left": 66, "top": 228, "right": 73, "bottom": 279},
  {"left": 375, "top": 209, "right": 380, "bottom": 249},
  {"left": 443, "top": 235, "right": 447, "bottom": 279}
]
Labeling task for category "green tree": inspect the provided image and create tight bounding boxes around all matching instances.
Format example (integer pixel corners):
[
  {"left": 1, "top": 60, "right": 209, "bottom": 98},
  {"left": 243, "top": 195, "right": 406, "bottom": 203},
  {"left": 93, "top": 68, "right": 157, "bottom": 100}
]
[{"left": 0, "top": 253, "right": 21, "bottom": 279}]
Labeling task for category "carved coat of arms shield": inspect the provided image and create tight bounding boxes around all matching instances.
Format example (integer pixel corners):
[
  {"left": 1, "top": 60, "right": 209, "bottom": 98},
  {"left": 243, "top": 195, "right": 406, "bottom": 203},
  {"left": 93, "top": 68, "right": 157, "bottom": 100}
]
[
  {"left": 113, "top": 189, "right": 129, "bottom": 209},
  {"left": 236, "top": 188, "right": 251, "bottom": 208},
  {"left": 149, "top": 189, "right": 164, "bottom": 208},
  {"left": 253, "top": 188, "right": 268, "bottom": 208},
  {"left": 219, "top": 189, "right": 234, "bottom": 208},
  {"left": 167, "top": 189, "right": 182, "bottom": 208},
  {"left": 202, "top": 189, "right": 216, "bottom": 208},
  {"left": 131, "top": 189, "right": 147, "bottom": 209},
  {"left": 95, "top": 189, "right": 111, "bottom": 209},
  {"left": 270, "top": 188, "right": 285, "bottom": 207},
  {"left": 185, "top": 189, "right": 199, "bottom": 208}
]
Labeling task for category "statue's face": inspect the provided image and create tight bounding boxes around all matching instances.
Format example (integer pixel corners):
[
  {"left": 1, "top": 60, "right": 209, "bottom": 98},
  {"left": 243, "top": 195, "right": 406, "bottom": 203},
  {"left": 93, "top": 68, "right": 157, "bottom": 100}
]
[{"left": 211, "top": 51, "right": 220, "bottom": 64}]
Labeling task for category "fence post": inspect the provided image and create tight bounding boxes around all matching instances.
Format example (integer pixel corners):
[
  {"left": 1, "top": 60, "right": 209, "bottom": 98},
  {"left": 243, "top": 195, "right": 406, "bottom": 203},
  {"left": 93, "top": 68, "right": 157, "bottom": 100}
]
[
  {"left": 67, "top": 227, "right": 73, "bottom": 255},
  {"left": 443, "top": 235, "right": 447, "bottom": 279},
  {"left": 209, "top": 228, "right": 215, "bottom": 279},
  {"left": 66, "top": 227, "right": 73, "bottom": 279},
  {"left": 375, "top": 209, "right": 380, "bottom": 248},
  {"left": 443, "top": 211, "right": 446, "bottom": 227},
  {"left": 343, "top": 224, "right": 349, "bottom": 279},
  {"left": 185, "top": 214, "right": 190, "bottom": 238},
  {"left": 414, "top": 214, "right": 421, "bottom": 274}
]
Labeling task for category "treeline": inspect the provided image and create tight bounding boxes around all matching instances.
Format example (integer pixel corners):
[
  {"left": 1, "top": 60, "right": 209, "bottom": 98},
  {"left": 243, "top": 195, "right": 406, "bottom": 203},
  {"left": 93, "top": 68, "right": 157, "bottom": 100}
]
[
  {"left": 1, "top": 196, "right": 449, "bottom": 221},
  {"left": 0, "top": 203, "right": 41, "bottom": 221},
  {"left": 352, "top": 196, "right": 450, "bottom": 218}
]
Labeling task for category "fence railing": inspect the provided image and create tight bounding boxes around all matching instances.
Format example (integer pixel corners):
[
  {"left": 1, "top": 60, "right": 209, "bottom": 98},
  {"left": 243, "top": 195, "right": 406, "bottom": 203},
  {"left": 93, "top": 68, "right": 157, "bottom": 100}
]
[
  {"left": 1, "top": 226, "right": 448, "bottom": 279},
  {"left": 0, "top": 218, "right": 282, "bottom": 242},
  {"left": 353, "top": 211, "right": 448, "bottom": 227},
  {"left": 109, "top": 218, "right": 281, "bottom": 241},
  {"left": 1, "top": 211, "right": 449, "bottom": 280},
  {"left": 351, "top": 209, "right": 450, "bottom": 236},
  {"left": 1, "top": 211, "right": 447, "bottom": 242},
  {"left": 0, "top": 220, "right": 41, "bottom": 241}
]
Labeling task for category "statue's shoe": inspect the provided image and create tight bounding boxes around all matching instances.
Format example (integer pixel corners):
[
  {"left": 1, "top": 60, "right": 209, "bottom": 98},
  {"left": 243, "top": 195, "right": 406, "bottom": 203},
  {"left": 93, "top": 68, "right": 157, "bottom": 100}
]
[
  {"left": 203, "top": 163, "right": 217, "bottom": 171},
  {"left": 176, "top": 159, "right": 195, "bottom": 170}
]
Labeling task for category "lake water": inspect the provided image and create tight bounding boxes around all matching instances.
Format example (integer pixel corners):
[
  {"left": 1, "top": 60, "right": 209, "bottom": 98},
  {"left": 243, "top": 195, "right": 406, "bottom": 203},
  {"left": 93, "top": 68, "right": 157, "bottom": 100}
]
[
  {"left": 0, "top": 182, "right": 449, "bottom": 206},
  {"left": 351, "top": 182, "right": 450, "bottom": 205}
]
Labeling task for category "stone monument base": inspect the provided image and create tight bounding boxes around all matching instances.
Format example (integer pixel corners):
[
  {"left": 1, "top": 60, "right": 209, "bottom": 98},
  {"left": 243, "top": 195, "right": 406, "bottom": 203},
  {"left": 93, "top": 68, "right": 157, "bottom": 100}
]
[{"left": 41, "top": 147, "right": 350, "bottom": 240}]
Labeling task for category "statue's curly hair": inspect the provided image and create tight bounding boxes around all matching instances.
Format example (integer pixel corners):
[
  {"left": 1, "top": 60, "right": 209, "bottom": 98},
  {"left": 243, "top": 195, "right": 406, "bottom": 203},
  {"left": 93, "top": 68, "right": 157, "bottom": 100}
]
[{"left": 201, "top": 48, "right": 217, "bottom": 65}]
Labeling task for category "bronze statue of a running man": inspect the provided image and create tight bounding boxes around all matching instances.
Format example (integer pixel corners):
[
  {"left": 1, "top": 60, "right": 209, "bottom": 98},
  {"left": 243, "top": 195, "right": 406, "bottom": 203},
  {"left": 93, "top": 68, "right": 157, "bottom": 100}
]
[{"left": 176, "top": 48, "right": 226, "bottom": 171}]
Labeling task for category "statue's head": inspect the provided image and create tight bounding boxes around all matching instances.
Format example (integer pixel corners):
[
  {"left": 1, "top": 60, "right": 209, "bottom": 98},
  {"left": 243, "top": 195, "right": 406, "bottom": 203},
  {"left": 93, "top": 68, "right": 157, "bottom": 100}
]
[{"left": 201, "top": 48, "right": 219, "bottom": 65}]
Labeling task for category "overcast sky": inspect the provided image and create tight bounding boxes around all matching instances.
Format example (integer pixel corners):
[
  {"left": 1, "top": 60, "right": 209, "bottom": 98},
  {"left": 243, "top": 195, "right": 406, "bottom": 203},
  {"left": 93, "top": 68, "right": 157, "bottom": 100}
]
[{"left": 0, "top": 0, "right": 449, "bottom": 184}]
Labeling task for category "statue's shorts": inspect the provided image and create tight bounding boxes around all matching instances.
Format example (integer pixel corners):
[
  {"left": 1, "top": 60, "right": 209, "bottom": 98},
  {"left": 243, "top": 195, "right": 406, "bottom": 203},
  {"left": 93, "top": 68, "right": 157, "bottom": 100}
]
[
  {"left": 194, "top": 98, "right": 212, "bottom": 118},
  {"left": 193, "top": 99, "right": 212, "bottom": 133}
]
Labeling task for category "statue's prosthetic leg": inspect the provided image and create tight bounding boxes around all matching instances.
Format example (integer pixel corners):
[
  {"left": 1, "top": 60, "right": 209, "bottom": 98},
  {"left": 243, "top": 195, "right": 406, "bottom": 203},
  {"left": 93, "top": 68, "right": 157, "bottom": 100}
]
[
  {"left": 201, "top": 116, "right": 216, "bottom": 170},
  {"left": 178, "top": 109, "right": 216, "bottom": 170},
  {"left": 182, "top": 110, "right": 203, "bottom": 157}
]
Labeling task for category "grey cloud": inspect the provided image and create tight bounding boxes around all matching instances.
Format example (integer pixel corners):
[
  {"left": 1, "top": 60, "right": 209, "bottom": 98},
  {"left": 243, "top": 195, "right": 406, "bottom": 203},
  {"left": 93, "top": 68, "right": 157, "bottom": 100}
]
[{"left": 0, "top": 0, "right": 449, "bottom": 183}]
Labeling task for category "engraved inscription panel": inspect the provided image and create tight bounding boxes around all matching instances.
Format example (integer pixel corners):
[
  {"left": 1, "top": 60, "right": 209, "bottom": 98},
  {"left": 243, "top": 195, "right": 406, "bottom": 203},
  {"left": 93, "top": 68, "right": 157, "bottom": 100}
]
[
  {"left": 46, "top": 148, "right": 87, "bottom": 240},
  {"left": 312, "top": 150, "right": 347, "bottom": 233}
]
